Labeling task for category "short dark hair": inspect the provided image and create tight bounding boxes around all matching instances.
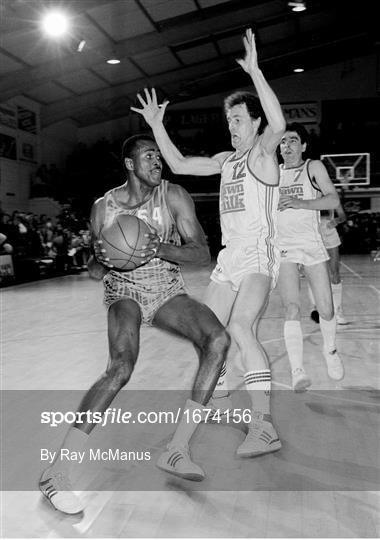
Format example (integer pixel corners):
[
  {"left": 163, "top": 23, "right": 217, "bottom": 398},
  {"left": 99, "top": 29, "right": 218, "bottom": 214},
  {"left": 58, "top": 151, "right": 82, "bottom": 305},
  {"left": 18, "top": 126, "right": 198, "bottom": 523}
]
[
  {"left": 285, "top": 122, "right": 309, "bottom": 145},
  {"left": 224, "top": 91, "right": 267, "bottom": 134},
  {"left": 121, "top": 133, "right": 156, "bottom": 162}
]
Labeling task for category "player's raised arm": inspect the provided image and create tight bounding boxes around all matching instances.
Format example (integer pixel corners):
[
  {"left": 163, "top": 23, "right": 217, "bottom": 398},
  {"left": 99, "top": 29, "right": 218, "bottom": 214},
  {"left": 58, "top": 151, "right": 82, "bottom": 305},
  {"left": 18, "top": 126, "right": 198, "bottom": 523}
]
[
  {"left": 131, "top": 88, "right": 224, "bottom": 176},
  {"left": 155, "top": 184, "right": 211, "bottom": 266},
  {"left": 237, "top": 28, "right": 285, "bottom": 154}
]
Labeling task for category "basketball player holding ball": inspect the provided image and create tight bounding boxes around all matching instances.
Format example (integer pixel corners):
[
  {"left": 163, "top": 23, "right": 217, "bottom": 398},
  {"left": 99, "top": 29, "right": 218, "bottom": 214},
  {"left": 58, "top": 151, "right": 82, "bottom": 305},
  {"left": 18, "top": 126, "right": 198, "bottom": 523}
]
[{"left": 39, "top": 134, "right": 230, "bottom": 514}]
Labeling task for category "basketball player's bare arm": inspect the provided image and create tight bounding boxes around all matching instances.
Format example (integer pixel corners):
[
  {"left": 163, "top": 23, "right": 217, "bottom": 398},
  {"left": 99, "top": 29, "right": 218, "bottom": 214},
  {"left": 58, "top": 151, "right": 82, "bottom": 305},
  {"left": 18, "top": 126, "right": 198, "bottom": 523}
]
[
  {"left": 239, "top": 29, "right": 285, "bottom": 156},
  {"left": 86, "top": 198, "right": 112, "bottom": 278},
  {"left": 278, "top": 160, "right": 340, "bottom": 211},
  {"left": 330, "top": 202, "right": 347, "bottom": 227},
  {"left": 152, "top": 184, "right": 210, "bottom": 266},
  {"left": 237, "top": 29, "right": 284, "bottom": 183},
  {"left": 131, "top": 88, "right": 226, "bottom": 176}
]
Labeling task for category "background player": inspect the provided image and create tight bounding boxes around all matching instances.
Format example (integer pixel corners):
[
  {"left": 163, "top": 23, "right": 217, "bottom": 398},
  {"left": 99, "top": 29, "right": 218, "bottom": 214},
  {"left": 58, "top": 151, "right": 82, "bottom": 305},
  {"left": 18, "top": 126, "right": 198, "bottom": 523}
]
[
  {"left": 132, "top": 28, "right": 285, "bottom": 457},
  {"left": 39, "top": 134, "right": 230, "bottom": 514},
  {"left": 309, "top": 200, "right": 348, "bottom": 325},
  {"left": 277, "top": 122, "right": 344, "bottom": 392}
]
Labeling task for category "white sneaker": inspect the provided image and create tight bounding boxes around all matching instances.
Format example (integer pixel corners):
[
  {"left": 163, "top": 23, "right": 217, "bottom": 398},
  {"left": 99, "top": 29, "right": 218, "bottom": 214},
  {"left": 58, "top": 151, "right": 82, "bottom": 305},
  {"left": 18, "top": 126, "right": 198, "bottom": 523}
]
[
  {"left": 291, "top": 367, "right": 312, "bottom": 392},
  {"left": 323, "top": 349, "right": 345, "bottom": 380},
  {"left": 39, "top": 468, "right": 84, "bottom": 514},
  {"left": 336, "top": 308, "right": 349, "bottom": 325},
  {"left": 236, "top": 413, "right": 282, "bottom": 458},
  {"left": 156, "top": 445, "right": 205, "bottom": 481}
]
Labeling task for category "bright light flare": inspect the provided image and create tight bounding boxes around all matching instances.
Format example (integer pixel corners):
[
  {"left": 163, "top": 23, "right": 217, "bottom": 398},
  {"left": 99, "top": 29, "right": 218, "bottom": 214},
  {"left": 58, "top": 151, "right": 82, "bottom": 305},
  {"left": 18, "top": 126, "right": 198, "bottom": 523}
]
[{"left": 41, "top": 11, "right": 69, "bottom": 37}]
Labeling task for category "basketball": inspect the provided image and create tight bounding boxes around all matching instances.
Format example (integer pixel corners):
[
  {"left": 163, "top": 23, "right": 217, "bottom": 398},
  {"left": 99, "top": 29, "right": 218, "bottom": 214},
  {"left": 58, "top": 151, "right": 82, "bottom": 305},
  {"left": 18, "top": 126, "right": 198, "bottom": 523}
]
[{"left": 99, "top": 214, "right": 153, "bottom": 271}]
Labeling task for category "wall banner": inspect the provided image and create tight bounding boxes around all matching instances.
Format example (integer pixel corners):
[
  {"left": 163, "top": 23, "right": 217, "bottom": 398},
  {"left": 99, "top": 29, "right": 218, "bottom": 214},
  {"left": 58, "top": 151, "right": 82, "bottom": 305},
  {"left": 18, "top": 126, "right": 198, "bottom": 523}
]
[{"left": 17, "top": 106, "right": 37, "bottom": 134}]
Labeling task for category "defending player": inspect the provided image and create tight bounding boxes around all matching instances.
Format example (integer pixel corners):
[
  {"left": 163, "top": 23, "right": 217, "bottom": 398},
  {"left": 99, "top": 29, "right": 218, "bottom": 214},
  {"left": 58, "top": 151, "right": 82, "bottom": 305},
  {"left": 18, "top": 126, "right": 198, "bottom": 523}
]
[
  {"left": 132, "top": 28, "right": 285, "bottom": 457},
  {"left": 39, "top": 134, "right": 230, "bottom": 514},
  {"left": 309, "top": 202, "right": 348, "bottom": 325},
  {"left": 277, "top": 123, "right": 345, "bottom": 391}
]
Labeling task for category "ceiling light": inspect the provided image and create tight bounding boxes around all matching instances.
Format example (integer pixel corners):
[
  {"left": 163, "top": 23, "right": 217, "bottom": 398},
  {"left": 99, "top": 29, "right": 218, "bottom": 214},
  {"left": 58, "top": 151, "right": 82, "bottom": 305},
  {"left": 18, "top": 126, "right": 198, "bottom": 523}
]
[
  {"left": 294, "top": 68, "right": 304, "bottom": 73},
  {"left": 107, "top": 58, "right": 120, "bottom": 65},
  {"left": 41, "top": 11, "right": 69, "bottom": 37},
  {"left": 288, "top": 1, "right": 306, "bottom": 12}
]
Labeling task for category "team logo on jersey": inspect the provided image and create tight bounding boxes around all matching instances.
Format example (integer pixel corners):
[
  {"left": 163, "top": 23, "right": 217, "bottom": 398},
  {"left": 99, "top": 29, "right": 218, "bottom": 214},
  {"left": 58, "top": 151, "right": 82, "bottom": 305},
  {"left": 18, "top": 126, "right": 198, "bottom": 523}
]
[
  {"left": 280, "top": 249, "right": 288, "bottom": 257},
  {"left": 220, "top": 181, "right": 245, "bottom": 214},
  {"left": 279, "top": 185, "right": 303, "bottom": 198}
]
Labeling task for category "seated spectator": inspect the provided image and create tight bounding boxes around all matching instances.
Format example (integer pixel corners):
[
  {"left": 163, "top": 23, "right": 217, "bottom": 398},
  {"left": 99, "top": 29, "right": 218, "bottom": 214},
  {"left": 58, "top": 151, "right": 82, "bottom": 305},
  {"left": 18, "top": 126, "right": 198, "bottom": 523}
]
[{"left": 0, "top": 232, "right": 13, "bottom": 255}]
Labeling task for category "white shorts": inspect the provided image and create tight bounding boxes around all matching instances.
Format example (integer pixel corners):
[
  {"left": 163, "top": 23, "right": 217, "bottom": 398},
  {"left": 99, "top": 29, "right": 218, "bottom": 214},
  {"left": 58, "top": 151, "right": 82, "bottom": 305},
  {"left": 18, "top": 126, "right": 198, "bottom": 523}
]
[
  {"left": 210, "top": 243, "right": 279, "bottom": 291},
  {"left": 320, "top": 221, "right": 341, "bottom": 249},
  {"left": 279, "top": 242, "right": 329, "bottom": 266}
]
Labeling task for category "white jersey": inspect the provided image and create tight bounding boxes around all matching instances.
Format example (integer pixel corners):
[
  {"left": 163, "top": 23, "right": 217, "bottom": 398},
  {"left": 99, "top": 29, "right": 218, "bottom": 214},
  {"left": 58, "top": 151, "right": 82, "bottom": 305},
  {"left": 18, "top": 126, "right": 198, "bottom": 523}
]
[
  {"left": 277, "top": 159, "right": 325, "bottom": 251},
  {"left": 220, "top": 149, "right": 279, "bottom": 249}
]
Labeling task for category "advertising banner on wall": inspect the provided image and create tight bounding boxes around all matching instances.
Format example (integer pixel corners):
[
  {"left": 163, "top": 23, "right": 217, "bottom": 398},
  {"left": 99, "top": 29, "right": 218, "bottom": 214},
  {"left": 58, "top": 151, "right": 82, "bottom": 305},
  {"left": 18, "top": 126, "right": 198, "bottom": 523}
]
[
  {"left": 282, "top": 102, "right": 320, "bottom": 133},
  {"left": 17, "top": 106, "right": 37, "bottom": 134},
  {"left": 18, "top": 138, "right": 37, "bottom": 163},
  {"left": 0, "top": 104, "right": 17, "bottom": 130},
  {"left": 0, "top": 133, "right": 17, "bottom": 160}
]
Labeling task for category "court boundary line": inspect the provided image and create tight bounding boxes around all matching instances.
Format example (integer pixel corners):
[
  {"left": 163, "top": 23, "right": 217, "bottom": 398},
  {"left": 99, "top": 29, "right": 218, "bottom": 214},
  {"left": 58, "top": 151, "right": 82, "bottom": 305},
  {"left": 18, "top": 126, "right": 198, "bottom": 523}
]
[{"left": 340, "top": 261, "right": 380, "bottom": 294}]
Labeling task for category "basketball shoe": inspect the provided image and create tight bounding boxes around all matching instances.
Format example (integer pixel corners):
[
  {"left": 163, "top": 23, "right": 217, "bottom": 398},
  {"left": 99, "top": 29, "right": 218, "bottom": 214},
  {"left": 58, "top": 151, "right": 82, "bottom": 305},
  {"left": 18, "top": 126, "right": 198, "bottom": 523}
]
[
  {"left": 156, "top": 444, "right": 205, "bottom": 481},
  {"left": 236, "top": 413, "right": 282, "bottom": 458},
  {"left": 291, "top": 367, "right": 312, "bottom": 392},
  {"left": 39, "top": 468, "right": 84, "bottom": 514},
  {"left": 323, "top": 348, "right": 345, "bottom": 380}
]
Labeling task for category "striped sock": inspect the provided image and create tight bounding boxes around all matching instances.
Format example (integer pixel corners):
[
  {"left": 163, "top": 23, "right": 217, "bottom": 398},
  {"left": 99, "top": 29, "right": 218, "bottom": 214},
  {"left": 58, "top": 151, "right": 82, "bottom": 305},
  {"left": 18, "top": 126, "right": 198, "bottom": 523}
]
[{"left": 244, "top": 369, "right": 271, "bottom": 415}]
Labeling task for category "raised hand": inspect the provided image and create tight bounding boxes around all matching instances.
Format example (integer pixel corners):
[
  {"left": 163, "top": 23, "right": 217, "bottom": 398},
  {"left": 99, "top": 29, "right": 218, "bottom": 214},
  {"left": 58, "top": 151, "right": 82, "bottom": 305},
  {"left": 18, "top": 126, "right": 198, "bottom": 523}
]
[
  {"left": 236, "top": 28, "right": 259, "bottom": 74},
  {"left": 130, "top": 88, "right": 169, "bottom": 127}
]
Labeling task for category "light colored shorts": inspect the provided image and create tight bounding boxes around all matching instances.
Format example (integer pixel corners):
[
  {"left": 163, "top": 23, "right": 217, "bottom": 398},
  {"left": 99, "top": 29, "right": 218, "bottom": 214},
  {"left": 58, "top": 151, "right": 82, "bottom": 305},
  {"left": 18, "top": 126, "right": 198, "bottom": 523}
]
[
  {"left": 210, "top": 243, "right": 279, "bottom": 291},
  {"left": 320, "top": 220, "right": 341, "bottom": 249},
  {"left": 104, "top": 260, "right": 186, "bottom": 325},
  {"left": 279, "top": 242, "right": 329, "bottom": 267}
]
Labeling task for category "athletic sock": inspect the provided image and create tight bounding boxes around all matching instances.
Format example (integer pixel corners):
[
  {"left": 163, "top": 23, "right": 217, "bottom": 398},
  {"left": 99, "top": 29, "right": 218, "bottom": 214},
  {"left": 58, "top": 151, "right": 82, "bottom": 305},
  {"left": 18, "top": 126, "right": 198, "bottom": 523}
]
[
  {"left": 169, "top": 399, "right": 204, "bottom": 448},
  {"left": 320, "top": 316, "right": 337, "bottom": 353},
  {"left": 331, "top": 282, "right": 343, "bottom": 313},
  {"left": 284, "top": 321, "right": 304, "bottom": 371},
  {"left": 243, "top": 370, "right": 271, "bottom": 416},
  {"left": 50, "top": 427, "right": 89, "bottom": 473},
  {"left": 308, "top": 284, "right": 316, "bottom": 310}
]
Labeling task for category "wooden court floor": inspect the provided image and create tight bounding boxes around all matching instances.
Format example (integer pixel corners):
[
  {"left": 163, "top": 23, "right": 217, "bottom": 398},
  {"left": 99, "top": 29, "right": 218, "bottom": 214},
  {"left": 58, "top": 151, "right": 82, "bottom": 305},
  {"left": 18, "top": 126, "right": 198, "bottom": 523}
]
[{"left": 1, "top": 254, "right": 379, "bottom": 538}]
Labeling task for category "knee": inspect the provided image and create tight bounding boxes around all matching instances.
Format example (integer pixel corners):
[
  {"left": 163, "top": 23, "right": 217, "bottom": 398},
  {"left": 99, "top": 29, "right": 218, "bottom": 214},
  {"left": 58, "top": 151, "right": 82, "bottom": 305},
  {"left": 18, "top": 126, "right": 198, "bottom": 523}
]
[
  {"left": 229, "top": 315, "right": 256, "bottom": 343},
  {"left": 203, "top": 327, "right": 231, "bottom": 358},
  {"left": 285, "top": 302, "right": 301, "bottom": 320}
]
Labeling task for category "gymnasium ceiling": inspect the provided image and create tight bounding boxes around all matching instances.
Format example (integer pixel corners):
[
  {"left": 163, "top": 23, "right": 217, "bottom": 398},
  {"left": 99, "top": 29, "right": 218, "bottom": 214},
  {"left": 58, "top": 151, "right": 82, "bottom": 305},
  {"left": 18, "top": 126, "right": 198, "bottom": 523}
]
[{"left": 0, "top": 0, "right": 376, "bottom": 128}]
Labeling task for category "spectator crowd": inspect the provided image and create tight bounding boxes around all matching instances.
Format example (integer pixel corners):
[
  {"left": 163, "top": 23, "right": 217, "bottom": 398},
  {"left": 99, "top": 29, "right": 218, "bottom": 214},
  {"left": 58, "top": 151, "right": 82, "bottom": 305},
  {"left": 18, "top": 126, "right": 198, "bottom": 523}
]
[{"left": 0, "top": 206, "right": 91, "bottom": 285}]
